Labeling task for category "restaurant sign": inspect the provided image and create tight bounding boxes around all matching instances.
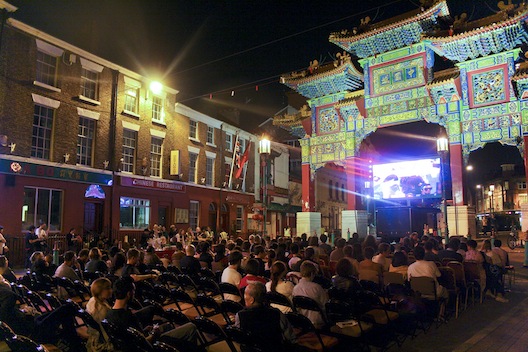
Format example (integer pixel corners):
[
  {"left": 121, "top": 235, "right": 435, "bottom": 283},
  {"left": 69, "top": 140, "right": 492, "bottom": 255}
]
[
  {"left": 121, "top": 176, "right": 186, "bottom": 193},
  {"left": 0, "top": 157, "right": 112, "bottom": 186}
]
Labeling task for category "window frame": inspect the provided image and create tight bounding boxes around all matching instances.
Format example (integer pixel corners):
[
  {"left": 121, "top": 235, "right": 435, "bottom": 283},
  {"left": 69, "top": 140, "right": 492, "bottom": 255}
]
[
  {"left": 77, "top": 116, "right": 96, "bottom": 166},
  {"left": 31, "top": 104, "right": 54, "bottom": 160},
  {"left": 36, "top": 50, "right": 58, "bottom": 87},
  {"left": 150, "top": 136, "right": 163, "bottom": 178},
  {"left": 188, "top": 152, "right": 198, "bottom": 183},
  {"left": 189, "top": 120, "right": 198, "bottom": 140},
  {"left": 225, "top": 133, "right": 233, "bottom": 151},
  {"left": 119, "top": 197, "right": 150, "bottom": 229},
  {"left": 207, "top": 126, "right": 215, "bottom": 145},
  {"left": 124, "top": 85, "right": 139, "bottom": 114},
  {"left": 189, "top": 200, "right": 200, "bottom": 230},
  {"left": 236, "top": 205, "right": 244, "bottom": 232},
  {"left": 80, "top": 67, "right": 99, "bottom": 101},
  {"left": 206, "top": 157, "right": 214, "bottom": 186},
  {"left": 122, "top": 129, "right": 137, "bottom": 173},
  {"left": 21, "top": 187, "right": 63, "bottom": 233},
  {"left": 151, "top": 95, "right": 164, "bottom": 123}
]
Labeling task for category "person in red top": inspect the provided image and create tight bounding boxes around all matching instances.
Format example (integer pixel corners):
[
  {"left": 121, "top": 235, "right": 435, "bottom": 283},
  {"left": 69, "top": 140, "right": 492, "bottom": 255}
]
[{"left": 239, "top": 258, "right": 267, "bottom": 290}]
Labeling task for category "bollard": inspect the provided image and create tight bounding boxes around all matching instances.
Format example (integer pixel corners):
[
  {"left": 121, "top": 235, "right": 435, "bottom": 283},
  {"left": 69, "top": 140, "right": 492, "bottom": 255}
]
[{"left": 52, "top": 241, "right": 60, "bottom": 266}]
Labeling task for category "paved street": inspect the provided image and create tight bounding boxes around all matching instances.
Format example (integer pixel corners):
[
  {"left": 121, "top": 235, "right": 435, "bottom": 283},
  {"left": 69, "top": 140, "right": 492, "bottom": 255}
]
[{"left": 392, "top": 246, "right": 528, "bottom": 352}]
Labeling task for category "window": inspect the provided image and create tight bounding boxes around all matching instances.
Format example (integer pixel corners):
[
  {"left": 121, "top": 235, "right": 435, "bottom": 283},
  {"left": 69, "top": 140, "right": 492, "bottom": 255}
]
[
  {"left": 152, "top": 96, "right": 163, "bottom": 123},
  {"left": 189, "top": 120, "right": 198, "bottom": 139},
  {"left": 188, "top": 152, "right": 198, "bottom": 183},
  {"left": 81, "top": 68, "right": 98, "bottom": 100},
  {"left": 22, "top": 187, "right": 62, "bottom": 232},
  {"left": 328, "top": 180, "right": 333, "bottom": 199},
  {"left": 189, "top": 201, "right": 199, "bottom": 230},
  {"left": 32, "top": 105, "right": 54, "bottom": 160},
  {"left": 207, "top": 126, "right": 214, "bottom": 144},
  {"left": 225, "top": 133, "right": 232, "bottom": 151},
  {"left": 518, "top": 182, "right": 527, "bottom": 190},
  {"left": 224, "top": 162, "right": 231, "bottom": 186},
  {"left": 77, "top": 117, "right": 95, "bottom": 166},
  {"left": 124, "top": 85, "right": 139, "bottom": 113},
  {"left": 36, "top": 51, "right": 57, "bottom": 87},
  {"left": 122, "top": 129, "right": 137, "bottom": 173},
  {"left": 236, "top": 205, "right": 244, "bottom": 232},
  {"left": 335, "top": 182, "right": 339, "bottom": 200},
  {"left": 150, "top": 137, "right": 163, "bottom": 177},
  {"left": 341, "top": 183, "right": 345, "bottom": 201},
  {"left": 206, "top": 157, "right": 214, "bottom": 186},
  {"left": 119, "top": 197, "right": 150, "bottom": 229}
]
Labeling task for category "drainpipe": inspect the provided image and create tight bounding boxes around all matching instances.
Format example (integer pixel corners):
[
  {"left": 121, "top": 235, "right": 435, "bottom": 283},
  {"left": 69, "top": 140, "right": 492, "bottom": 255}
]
[{"left": 109, "top": 69, "right": 119, "bottom": 240}]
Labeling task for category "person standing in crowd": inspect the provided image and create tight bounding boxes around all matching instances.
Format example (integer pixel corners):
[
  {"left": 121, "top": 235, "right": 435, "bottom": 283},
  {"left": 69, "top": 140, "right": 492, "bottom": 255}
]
[
  {"left": 35, "top": 223, "right": 49, "bottom": 253},
  {"left": 66, "top": 228, "right": 83, "bottom": 253},
  {"left": 25, "top": 226, "right": 40, "bottom": 268}
]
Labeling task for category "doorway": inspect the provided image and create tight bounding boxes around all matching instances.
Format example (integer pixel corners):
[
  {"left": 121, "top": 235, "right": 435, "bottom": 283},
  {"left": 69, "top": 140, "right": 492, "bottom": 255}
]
[
  {"left": 84, "top": 202, "right": 103, "bottom": 235},
  {"left": 220, "top": 203, "right": 229, "bottom": 233},
  {"left": 158, "top": 207, "right": 168, "bottom": 228}
]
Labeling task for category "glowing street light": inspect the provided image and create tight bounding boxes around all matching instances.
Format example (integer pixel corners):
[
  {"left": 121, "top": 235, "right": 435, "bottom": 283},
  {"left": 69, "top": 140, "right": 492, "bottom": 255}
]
[
  {"left": 149, "top": 81, "right": 163, "bottom": 95},
  {"left": 466, "top": 165, "right": 474, "bottom": 171},
  {"left": 437, "top": 135, "right": 449, "bottom": 241},
  {"left": 259, "top": 137, "right": 271, "bottom": 236}
]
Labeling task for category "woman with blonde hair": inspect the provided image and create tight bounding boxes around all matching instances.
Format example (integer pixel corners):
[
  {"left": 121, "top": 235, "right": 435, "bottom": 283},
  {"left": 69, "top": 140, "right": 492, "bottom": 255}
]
[{"left": 85, "top": 278, "right": 114, "bottom": 351}]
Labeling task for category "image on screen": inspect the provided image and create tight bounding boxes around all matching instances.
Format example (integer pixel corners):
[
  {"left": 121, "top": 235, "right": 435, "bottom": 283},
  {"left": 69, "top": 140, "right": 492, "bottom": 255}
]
[{"left": 372, "top": 158, "right": 442, "bottom": 200}]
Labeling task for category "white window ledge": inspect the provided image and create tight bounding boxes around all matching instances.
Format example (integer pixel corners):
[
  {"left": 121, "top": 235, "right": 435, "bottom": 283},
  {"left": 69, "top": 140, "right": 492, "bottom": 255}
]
[
  {"left": 206, "top": 142, "right": 217, "bottom": 148},
  {"left": 122, "top": 110, "right": 141, "bottom": 119},
  {"left": 33, "top": 81, "right": 61, "bottom": 93},
  {"left": 189, "top": 137, "right": 200, "bottom": 143},
  {"left": 152, "top": 119, "right": 166, "bottom": 127},
  {"left": 78, "top": 95, "right": 101, "bottom": 106}
]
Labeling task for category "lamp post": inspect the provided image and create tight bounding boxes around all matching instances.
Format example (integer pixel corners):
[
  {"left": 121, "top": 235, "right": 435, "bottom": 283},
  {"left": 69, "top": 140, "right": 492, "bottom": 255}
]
[
  {"left": 259, "top": 138, "right": 271, "bottom": 236},
  {"left": 437, "top": 136, "right": 449, "bottom": 242}
]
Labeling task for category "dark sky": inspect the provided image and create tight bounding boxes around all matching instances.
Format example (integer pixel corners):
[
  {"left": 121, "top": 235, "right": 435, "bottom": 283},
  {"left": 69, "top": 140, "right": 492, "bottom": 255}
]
[
  {"left": 7, "top": 0, "right": 522, "bottom": 179},
  {"left": 8, "top": 0, "right": 502, "bottom": 124}
]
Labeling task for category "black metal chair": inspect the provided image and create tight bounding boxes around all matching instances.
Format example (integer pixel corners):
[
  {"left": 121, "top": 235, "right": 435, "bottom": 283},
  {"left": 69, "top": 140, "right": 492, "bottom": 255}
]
[
  {"left": 266, "top": 291, "right": 294, "bottom": 312},
  {"left": 193, "top": 316, "right": 238, "bottom": 352},
  {"left": 219, "top": 282, "right": 243, "bottom": 304}
]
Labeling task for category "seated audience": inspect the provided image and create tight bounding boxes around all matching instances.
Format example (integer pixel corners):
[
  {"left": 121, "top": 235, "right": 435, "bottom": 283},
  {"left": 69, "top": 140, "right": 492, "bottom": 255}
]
[
  {"left": 235, "top": 282, "right": 296, "bottom": 351},
  {"left": 407, "top": 246, "right": 448, "bottom": 302},
  {"left": 292, "top": 261, "right": 328, "bottom": 329},
  {"left": 266, "top": 261, "right": 294, "bottom": 313},
  {"left": 0, "top": 256, "right": 16, "bottom": 284},
  {"left": 332, "top": 258, "right": 362, "bottom": 294},
  {"left": 111, "top": 252, "right": 126, "bottom": 276},
  {"left": 221, "top": 250, "right": 243, "bottom": 302},
  {"left": 198, "top": 242, "right": 213, "bottom": 269},
  {"left": 179, "top": 245, "right": 201, "bottom": 277},
  {"left": 372, "top": 243, "right": 391, "bottom": 272},
  {"left": 288, "top": 243, "right": 302, "bottom": 271},
  {"left": 492, "top": 240, "right": 509, "bottom": 268},
  {"left": 239, "top": 259, "right": 267, "bottom": 289},
  {"left": 343, "top": 245, "right": 360, "bottom": 277},
  {"left": 359, "top": 246, "right": 383, "bottom": 277},
  {"left": 77, "top": 249, "right": 90, "bottom": 271},
  {"left": 465, "top": 240, "right": 484, "bottom": 263},
  {"left": 121, "top": 249, "right": 157, "bottom": 282},
  {"left": 85, "top": 248, "right": 109, "bottom": 274},
  {"left": 253, "top": 245, "right": 267, "bottom": 276},
  {"left": 54, "top": 251, "right": 81, "bottom": 282},
  {"left": 171, "top": 242, "right": 185, "bottom": 268},
  {"left": 330, "top": 238, "right": 346, "bottom": 262},
  {"left": 319, "top": 233, "right": 332, "bottom": 256},
  {"left": 105, "top": 277, "right": 201, "bottom": 351},
  {"left": 424, "top": 241, "right": 440, "bottom": 262},
  {"left": 437, "top": 238, "right": 464, "bottom": 263},
  {"left": 144, "top": 246, "right": 164, "bottom": 267},
  {"left": 389, "top": 251, "right": 409, "bottom": 280}
]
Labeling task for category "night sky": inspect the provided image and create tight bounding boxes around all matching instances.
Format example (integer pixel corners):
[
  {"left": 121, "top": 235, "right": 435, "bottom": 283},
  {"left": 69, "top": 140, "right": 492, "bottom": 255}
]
[{"left": 7, "top": 0, "right": 524, "bottom": 180}]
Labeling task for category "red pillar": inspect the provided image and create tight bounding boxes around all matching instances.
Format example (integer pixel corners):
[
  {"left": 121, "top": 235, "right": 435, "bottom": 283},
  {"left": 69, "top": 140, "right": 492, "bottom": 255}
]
[
  {"left": 345, "top": 158, "right": 358, "bottom": 210},
  {"left": 301, "top": 164, "right": 315, "bottom": 212},
  {"left": 449, "top": 144, "right": 465, "bottom": 206}
]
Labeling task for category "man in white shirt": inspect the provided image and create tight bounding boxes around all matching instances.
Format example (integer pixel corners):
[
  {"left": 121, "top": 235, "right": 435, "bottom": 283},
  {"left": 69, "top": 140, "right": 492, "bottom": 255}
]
[
  {"left": 372, "top": 243, "right": 391, "bottom": 272},
  {"left": 407, "top": 246, "right": 448, "bottom": 300},
  {"left": 292, "top": 261, "right": 328, "bottom": 329},
  {"left": 221, "top": 250, "right": 243, "bottom": 302}
]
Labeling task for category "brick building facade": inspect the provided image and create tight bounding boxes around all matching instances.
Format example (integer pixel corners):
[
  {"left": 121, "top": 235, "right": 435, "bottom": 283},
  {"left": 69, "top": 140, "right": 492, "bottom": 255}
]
[{"left": 0, "top": 15, "right": 258, "bottom": 264}]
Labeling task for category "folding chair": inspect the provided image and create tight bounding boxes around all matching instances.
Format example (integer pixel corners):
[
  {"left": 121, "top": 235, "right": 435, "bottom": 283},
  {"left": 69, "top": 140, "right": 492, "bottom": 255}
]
[
  {"left": 194, "top": 294, "right": 230, "bottom": 327},
  {"left": 220, "top": 300, "right": 244, "bottom": 325},
  {"left": 266, "top": 291, "right": 294, "bottom": 313},
  {"left": 438, "top": 267, "right": 460, "bottom": 319},
  {"left": 193, "top": 316, "right": 238, "bottom": 352},
  {"left": 409, "top": 276, "right": 445, "bottom": 326},
  {"left": 170, "top": 288, "right": 201, "bottom": 318},
  {"left": 286, "top": 312, "right": 339, "bottom": 352},
  {"left": 447, "top": 261, "right": 476, "bottom": 310},
  {"left": 219, "top": 282, "right": 243, "bottom": 304},
  {"left": 463, "top": 261, "right": 483, "bottom": 304},
  {"left": 224, "top": 325, "right": 265, "bottom": 352}
]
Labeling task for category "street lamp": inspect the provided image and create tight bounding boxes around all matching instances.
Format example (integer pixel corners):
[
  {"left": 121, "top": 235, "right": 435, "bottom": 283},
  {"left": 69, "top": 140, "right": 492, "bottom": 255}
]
[
  {"left": 437, "top": 136, "right": 449, "bottom": 242},
  {"left": 149, "top": 81, "right": 163, "bottom": 95},
  {"left": 259, "top": 138, "right": 271, "bottom": 236}
]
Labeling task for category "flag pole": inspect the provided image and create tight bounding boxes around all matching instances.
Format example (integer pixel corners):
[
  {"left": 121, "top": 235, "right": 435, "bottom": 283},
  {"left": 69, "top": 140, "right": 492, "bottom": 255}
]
[{"left": 228, "top": 132, "right": 239, "bottom": 189}]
